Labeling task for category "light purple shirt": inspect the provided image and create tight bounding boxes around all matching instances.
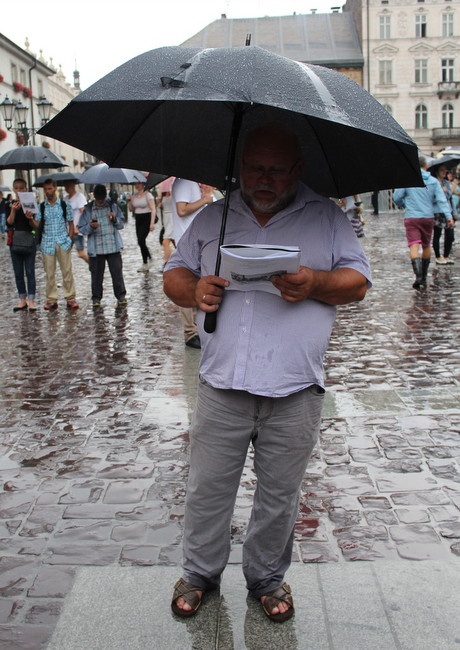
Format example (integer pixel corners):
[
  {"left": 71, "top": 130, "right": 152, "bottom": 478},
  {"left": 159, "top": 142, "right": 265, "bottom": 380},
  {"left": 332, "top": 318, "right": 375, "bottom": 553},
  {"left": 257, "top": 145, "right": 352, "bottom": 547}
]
[{"left": 165, "top": 183, "right": 372, "bottom": 397}]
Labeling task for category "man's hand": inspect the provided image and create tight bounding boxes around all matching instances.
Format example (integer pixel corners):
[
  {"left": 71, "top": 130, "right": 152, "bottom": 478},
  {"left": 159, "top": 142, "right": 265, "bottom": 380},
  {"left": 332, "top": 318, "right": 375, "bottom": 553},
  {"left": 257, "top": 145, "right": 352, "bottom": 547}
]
[
  {"left": 271, "top": 266, "right": 368, "bottom": 305},
  {"left": 164, "top": 268, "right": 228, "bottom": 309},
  {"left": 196, "top": 276, "right": 229, "bottom": 312},
  {"left": 271, "top": 266, "right": 316, "bottom": 302}
]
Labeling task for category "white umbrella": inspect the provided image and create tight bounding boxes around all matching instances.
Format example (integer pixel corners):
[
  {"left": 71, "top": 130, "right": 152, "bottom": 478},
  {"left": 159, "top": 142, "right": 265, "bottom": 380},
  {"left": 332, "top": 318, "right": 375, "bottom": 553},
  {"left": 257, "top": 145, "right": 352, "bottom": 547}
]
[{"left": 79, "top": 163, "right": 147, "bottom": 185}]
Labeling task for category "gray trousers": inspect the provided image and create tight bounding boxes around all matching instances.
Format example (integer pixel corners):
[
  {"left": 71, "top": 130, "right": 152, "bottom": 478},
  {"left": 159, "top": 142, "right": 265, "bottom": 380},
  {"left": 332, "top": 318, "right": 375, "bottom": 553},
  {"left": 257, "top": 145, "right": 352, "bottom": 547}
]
[{"left": 182, "top": 379, "right": 324, "bottom": 598}]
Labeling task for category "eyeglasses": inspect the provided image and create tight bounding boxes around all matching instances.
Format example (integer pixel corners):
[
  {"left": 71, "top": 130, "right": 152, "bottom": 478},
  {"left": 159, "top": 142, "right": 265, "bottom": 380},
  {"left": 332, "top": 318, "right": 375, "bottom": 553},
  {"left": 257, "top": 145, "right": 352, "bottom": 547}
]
[{"left": 242, "top": 158, "right": 301, "bottom": 181}]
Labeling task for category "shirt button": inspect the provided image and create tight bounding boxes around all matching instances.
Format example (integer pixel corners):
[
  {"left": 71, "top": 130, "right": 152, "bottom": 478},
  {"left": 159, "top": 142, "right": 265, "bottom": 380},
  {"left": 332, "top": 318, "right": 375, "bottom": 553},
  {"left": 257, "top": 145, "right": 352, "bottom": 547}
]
[{"left": 242, "top": 327, "right": 247, "bottom": 333}]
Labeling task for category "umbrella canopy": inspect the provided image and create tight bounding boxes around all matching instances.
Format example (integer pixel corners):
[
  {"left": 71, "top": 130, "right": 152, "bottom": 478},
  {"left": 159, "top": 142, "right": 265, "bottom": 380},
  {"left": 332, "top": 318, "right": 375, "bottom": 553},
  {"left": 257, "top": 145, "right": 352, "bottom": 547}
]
[
  {"left": 426, "top": 154, "right": 460, "bottom": 171},
  {"left": 40, "top": 45, "right": 422, "bottom": 198},
  {"left": 146, "top": 172, "right": 170, "bottom": 190},
  {"left": 0, "top": 146, "right": 68, "bottom": 171},
  {"left": 78, "top": 163, "right": 147, "bottom": 185},
  {"left": 33, "top": 171, "right": 81, "bottom": 187}
]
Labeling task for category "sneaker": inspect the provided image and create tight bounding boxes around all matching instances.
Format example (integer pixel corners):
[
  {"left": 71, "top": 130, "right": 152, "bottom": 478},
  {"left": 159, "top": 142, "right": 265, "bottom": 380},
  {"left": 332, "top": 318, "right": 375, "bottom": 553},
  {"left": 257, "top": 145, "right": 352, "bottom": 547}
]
[
  {"left": 66, "top": 299, "right": 79, "bottom": 310},
  {"left": 92, "top": 301, "right": 101, "bottom": 309},
  {"left": 44, "top": 301, "right": 58, "bottom": 311},
  {"left": 444, "top": 257, "right": 455, "bottom": 265},
  {"left": 137, "top": 264, "right": 149, "bottom": 273},
  {"left": 117, "top": 298, "right": 128, "bottom": 307},
  {"left": 436, "top": 257, "right": 447, "bottom": 265}
]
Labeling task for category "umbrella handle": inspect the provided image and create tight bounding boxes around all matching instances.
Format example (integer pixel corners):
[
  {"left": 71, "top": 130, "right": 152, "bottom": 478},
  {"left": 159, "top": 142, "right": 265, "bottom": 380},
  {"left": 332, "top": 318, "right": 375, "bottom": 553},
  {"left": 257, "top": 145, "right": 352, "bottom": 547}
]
[
  {"left": 204, "top": 311, "right": 217, "bottom": 333},
  {"left": 203, "top": 105, "right": 244, "bottom": 335}
]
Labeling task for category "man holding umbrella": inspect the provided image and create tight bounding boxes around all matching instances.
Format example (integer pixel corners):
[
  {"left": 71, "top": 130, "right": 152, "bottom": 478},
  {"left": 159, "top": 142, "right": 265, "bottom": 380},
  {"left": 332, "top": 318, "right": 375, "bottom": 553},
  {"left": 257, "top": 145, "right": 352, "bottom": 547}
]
[{"left": 164, "top": 123, "right": 371, "bottom": 622}]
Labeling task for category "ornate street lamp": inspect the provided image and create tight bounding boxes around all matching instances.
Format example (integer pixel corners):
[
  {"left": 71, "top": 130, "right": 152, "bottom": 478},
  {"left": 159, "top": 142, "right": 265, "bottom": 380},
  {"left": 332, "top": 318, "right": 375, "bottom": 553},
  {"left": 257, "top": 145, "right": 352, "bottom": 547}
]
[{"left": 0, "top": 94, "right": 53, "bottom": 146}]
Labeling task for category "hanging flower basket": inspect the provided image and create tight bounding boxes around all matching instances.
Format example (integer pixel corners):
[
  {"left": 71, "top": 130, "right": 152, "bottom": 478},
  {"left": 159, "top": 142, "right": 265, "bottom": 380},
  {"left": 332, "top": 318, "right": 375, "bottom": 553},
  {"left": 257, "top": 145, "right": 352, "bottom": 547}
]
[
  {"left": 42, "top": 141, "right": 51, "bottom": 149},
  {"left": 80, "top": 161, "right": 85, "bottom": 167},
  {"left": 16, "top": 133, "right": 25, "bottom": 145},
  {"left": 22, "top": 87, "right": 32, "bottom": 99},
  {"left": 0, "top": 128, "right": 7, "bottom": 141},
  {"left": 73, "top": 158, "right": 79, "bottom": 166},
  {"left": 13, "top": 81, "right": 24, "bottom": 93},
  {"left": 0, "top": 74, "right": 4, "bottom": 83}
]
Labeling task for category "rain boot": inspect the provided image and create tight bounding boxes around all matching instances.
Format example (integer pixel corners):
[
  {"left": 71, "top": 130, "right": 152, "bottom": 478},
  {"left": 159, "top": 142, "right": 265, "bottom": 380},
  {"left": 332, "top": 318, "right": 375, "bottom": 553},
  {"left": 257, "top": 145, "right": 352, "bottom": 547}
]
[
  {"left": 420, "top": 258, "right": 430, "bottom": 288},
  {"left": 411, "top": 258, "right": 422, "bottom": 289}
]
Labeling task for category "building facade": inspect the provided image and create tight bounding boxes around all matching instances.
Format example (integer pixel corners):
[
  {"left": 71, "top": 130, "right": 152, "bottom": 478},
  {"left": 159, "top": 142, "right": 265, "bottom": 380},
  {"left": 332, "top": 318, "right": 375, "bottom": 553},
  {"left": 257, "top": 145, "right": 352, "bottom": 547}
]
[
  {"left": 0, "top": 34, "right": 88, "bottom": 188},
  {"left": 181, "top": 12, "right": 364, "bottom": 84},
  {"left": 345, "top": 0, "right": 460, "bottom": 153}
]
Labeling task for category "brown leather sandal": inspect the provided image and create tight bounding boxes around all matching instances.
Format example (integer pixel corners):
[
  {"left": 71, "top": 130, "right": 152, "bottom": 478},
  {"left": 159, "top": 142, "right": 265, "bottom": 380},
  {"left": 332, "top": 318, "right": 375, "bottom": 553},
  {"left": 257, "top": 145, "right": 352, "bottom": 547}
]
[
  {"left": 261, "top": 583, "right": 295, "bottom": 623},
  {"left": 171, "top": 578, "right": 204, "bottom": 618}
]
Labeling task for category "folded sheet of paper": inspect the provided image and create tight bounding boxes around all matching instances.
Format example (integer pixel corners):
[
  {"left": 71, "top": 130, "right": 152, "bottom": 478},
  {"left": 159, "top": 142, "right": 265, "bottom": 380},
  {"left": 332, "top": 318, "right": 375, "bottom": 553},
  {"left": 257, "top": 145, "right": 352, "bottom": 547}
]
[
  {"left": 220, "top": 244, "right": 301, "bottom": 295},
  {"left": 18, "top": 192, "right": 39, "bottom": 215}
]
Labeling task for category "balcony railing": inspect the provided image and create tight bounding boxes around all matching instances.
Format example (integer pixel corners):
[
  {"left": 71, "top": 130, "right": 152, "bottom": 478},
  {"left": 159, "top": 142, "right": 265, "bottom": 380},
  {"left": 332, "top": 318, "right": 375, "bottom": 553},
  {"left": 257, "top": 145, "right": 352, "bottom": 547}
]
[
  {"left": 432, "top": 127, "right": 460, "bottom": 143},
  {"left": 437, "top": 81, "right": 460, "bottom": 98}
]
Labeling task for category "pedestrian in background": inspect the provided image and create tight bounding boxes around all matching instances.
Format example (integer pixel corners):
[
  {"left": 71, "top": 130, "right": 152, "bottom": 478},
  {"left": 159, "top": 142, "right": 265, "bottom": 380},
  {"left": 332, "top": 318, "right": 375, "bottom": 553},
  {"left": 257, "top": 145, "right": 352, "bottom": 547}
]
[
  {"left": 430, "top": 162, "right": 455, "bottom": 265},
  {"left": 78, "top": 184, "right": 127, "bottom": 308},
  {"left": 394, "top": 156, "right": 451, "bottom": 289},
  {"left": 171, "top": 178, "right": 214, "bottom": 349},
  {"left": 448, "top": 169, "right": 460, "bottom": 219},
  {"left": 0, "top": 190, "right": 9, "bottom": 239},
  {"left": 6, "top": 178, "right": 38, "bottom": 312},
  {"left": 64, "top": 180, "right": 88, "bottom": 265},
  {"left": 127, "top": 181, "right": 156, "bottom": 272},
  {"left": 37, "top": 178, "right": 78, "bottom": 310},
  {"left": 371, "top": 190, "right": 379, "bottom": 215},
  {"left": 339, "top": 195, "right": 365, "bottom": 238},
  {"left": 156, "top": 177, "right": 176, "bottom": 268}
]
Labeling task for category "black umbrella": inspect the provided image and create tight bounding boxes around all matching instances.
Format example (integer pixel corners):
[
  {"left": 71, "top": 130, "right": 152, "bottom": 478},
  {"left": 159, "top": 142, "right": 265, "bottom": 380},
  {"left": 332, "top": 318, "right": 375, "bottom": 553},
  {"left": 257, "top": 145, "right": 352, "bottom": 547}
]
[
  {"left": 33, "top": 171, "right": 81, "bottom": 187},
  {"left": 0, "top": 146, "right": 68, "bottom": 171},
  {"left": 40, "top": 45, "right": 421, "bottom": 196},
  {"left": 78, "top": 163, "right": 147, "bottom": 185},
  {"left": 40, "top": 45, "right": 422, "bottom": 330},
  {"left": 426, "top": 154, "right": 460, "bottom": 171},
  {"left": 146, "top": 172, "right": 170, "bottom": 189}
]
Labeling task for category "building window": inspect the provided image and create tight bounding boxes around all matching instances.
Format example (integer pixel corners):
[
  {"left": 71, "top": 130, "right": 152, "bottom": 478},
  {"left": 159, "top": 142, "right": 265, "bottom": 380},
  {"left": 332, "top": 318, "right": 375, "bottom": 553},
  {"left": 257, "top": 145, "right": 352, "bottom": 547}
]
[
  {"left": 441, "top": 58, "right": 454, "bottom": 82},
  {"left": 415, "top": 104, "right": 428, "bottom": 129},
  {"left": 415, "top": 59, "right": 428, "bottom": 83},
  {"left": 442, "top": 103, "right": 454, "bottom": 128},
  {"left": 415, "top": 14, "right": 427, "bottom": 38},
  {"left": 442, "top": 13, "right": 454, "bottom": 38},
  {"left": 379, "top": 60, "right": 393, "bottom": 85},
  {"left": 379, "top": 15, "right": 391, "bottom": 39},
  {"left": 19, "top": 69, "right": 26, "bottom": 86},
  {"left": 11, "top": 63, "right": 18, "bottom": 83},
  {"left": 37, "top": 79, "right": 44, "bottom": 97}
]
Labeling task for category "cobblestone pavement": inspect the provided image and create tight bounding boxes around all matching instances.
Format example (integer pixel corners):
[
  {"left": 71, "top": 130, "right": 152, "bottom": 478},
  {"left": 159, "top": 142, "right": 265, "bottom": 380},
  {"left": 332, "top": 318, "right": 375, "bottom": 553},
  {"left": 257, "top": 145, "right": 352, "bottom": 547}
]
[{"left": 0, "top": 211, "right": 459, "bottom": 648}]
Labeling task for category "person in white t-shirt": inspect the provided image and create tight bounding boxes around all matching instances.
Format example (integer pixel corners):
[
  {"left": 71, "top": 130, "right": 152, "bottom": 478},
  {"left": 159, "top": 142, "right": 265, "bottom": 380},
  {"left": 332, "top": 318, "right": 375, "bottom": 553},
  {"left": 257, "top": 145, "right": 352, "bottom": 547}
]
[
  {"left": 171, "top": 179, "right": 214, "bottom": 349},
  {"left": 64, "top": 180, "right": 88, "bottom": 264}
]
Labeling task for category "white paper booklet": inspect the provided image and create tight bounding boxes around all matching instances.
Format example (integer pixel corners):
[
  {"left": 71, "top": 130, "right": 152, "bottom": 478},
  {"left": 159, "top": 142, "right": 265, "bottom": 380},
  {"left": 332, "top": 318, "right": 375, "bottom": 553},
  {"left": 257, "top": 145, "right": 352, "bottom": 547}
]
[
  {"left": 220, "top": 244, "right": 301, "bottom": 295},
  {"left": 18, "top": 192, "right": 39, "bottom": 215}
]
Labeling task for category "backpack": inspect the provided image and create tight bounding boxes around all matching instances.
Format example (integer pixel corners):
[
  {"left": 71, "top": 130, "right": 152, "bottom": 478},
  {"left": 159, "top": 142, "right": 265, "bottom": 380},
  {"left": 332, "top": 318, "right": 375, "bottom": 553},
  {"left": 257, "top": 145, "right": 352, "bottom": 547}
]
[{"left": 37, "top": 199, "right": 67, "bottom": 244}]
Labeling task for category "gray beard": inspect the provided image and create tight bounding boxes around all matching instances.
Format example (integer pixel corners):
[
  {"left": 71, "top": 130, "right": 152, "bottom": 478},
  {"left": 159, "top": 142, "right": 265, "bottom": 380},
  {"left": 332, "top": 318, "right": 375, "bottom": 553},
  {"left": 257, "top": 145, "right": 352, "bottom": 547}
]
[{"left": 241, "top": 185, "right": 298, "bottom": 215}]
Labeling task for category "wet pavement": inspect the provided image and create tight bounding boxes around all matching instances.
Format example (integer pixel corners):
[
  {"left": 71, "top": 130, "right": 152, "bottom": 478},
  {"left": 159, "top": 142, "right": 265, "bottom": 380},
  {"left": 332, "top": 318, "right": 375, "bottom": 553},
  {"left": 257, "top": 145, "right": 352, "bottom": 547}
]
[{"left": 0, "top": 209, "right": 460, "bottom": 649}]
